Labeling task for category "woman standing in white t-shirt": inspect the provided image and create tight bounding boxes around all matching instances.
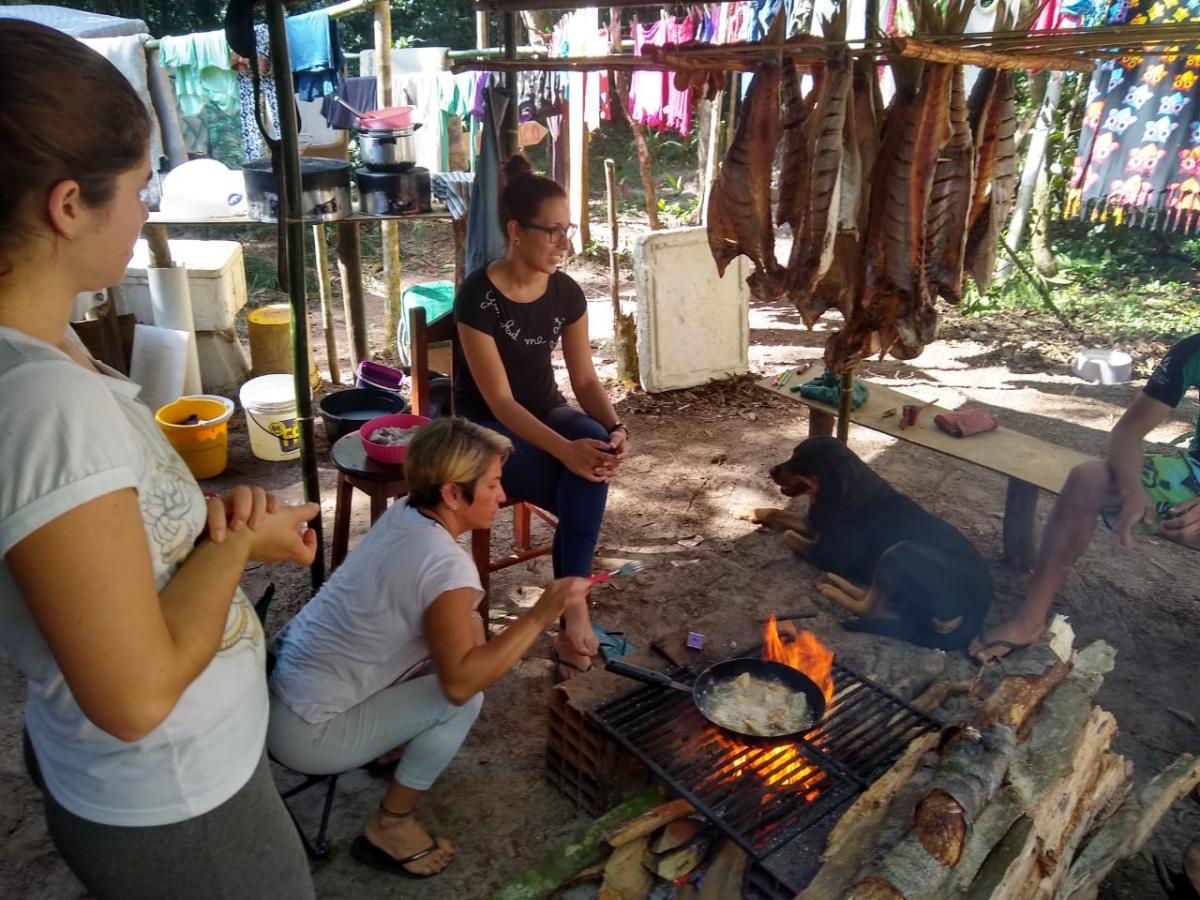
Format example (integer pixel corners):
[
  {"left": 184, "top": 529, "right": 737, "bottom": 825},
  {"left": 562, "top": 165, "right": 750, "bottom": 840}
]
[
  {"left": 267, "top": 417, "right": 590, "bottom": 879},
  {"left": 0, "top": 22, "right": 319, "bottom": 899}
]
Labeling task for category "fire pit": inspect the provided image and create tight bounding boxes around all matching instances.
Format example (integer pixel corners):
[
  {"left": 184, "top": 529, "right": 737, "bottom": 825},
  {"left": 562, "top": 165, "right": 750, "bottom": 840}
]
[{"left": 590, "top": 618, "right": 940, "bottom": 896}]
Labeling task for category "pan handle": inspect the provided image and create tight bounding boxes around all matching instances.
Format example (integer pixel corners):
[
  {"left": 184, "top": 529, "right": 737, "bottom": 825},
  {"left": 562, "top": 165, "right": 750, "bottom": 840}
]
[{"left": 606, "top": 659, "right": 677, "bottom": 687}]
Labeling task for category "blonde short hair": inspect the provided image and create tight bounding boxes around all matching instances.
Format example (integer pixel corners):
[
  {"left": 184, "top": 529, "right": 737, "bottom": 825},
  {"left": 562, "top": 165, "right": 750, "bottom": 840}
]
[{"left": 405, "top": 417, "right": 512, "bottom": 508}]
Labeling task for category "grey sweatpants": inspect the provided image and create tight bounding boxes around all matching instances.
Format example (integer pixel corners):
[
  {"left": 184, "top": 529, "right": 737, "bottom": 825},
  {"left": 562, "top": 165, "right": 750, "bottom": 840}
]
[
  {"left": 43, "top": 751, "right": 315, "bottom": 900},
  {"left": 267, "top": 674, "right": 482, "bottom": 790}
]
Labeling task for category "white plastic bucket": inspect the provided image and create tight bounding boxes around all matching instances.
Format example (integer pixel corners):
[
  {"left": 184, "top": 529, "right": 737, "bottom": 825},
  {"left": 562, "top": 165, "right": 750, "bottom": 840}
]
[{"left": 239, "top": 374, "right": 300, "bottom": 461}]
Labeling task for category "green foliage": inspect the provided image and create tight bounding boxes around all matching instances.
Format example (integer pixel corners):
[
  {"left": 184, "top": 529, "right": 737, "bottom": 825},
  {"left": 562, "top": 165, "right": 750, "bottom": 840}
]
[
  {"left": 963, "top": 220, "right": 1200, "bottom": 342},
  {"left": 64, "top": 0, "right": 475, "bottom": 52},
  {"left": 655, "top": 196, "right": 701, "bottom": 227}
]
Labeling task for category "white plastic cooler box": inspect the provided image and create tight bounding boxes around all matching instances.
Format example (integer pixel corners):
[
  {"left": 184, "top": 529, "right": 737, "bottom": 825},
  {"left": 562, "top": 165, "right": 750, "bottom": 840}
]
[{"left": 120, "top": 239, "right": 249, "bottom": 331}]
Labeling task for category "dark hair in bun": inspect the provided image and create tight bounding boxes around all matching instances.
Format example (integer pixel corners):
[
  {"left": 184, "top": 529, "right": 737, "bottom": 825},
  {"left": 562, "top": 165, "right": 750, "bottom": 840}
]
[{"left": 499, "top": 153, "right": 566, "bottom": 234}]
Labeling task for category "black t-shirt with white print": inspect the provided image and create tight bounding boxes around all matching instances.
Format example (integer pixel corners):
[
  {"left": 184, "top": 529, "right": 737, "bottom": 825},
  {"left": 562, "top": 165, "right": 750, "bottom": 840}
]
[{"left": 453, "top": 266, "right": 587, "bottom": 420}]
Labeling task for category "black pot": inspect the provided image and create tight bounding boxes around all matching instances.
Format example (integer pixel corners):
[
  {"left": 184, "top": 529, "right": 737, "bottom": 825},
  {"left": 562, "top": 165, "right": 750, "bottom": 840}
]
[
  {"left": 242, "top": 157, "right": 353, "bottom": 223},
  {"left": 356, "top": 167, "right": 431, "bottom": 217},
  {"left": 356, "top": 125, "right": 421, "bottom": 171},
  {"left": 317, "top": 387, "right": 409, "bottom": 442}
]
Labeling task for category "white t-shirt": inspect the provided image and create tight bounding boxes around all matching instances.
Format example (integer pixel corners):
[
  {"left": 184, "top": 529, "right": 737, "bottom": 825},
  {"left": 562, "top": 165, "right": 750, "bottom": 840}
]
[
  {"left": 269, "top": 499, "right": 482, "bottom": 723},
  {"left": 0, "top": 328, "right": 268, "bottom": 827}
]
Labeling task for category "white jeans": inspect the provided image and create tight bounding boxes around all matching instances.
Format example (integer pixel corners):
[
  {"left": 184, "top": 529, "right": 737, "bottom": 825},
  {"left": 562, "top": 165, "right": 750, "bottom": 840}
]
[{"left": 266, "top": 675, "right": 482, "bottom": 791}]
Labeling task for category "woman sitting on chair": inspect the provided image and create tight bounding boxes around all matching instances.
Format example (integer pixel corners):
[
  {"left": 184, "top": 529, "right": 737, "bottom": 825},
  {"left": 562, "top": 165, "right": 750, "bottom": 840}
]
[
  {"left": 267, "top": 417, "right": 589, "bottom": 879},
  {"left": 454, "top": 153, "right": 628, "bottom": 681}
]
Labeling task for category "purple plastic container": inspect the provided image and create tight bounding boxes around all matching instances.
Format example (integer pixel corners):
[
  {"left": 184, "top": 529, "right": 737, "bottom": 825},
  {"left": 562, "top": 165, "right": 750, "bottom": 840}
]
[{"left": 356, "top": 360, "right": 404, "bottom": 394}]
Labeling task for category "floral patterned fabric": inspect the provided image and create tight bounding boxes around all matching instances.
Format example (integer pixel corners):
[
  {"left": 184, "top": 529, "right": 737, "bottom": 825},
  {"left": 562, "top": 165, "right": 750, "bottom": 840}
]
[{"left": 1068, "top": 0, "right": 1200, "bottom": 229}]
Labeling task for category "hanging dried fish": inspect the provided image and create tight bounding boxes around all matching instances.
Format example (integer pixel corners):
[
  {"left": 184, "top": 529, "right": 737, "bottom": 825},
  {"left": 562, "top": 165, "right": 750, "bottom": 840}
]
[
  {"left": 965, "top": 70, "right": 1017, "bottom": 294},
  {"left": 926, "top": 66, "right": 974, "bottom": 303},
  {"left": 787, "top": 47, "right": 851, "bottom": 298},
  {"left": 776, "top": 59, "right": 809, "bottom": 232},
  {"left": 706, "top": 50, "right": 785, "bottom": 299},
  {"left": 852, "top": 59, "right": 880, "bottom": 237}
]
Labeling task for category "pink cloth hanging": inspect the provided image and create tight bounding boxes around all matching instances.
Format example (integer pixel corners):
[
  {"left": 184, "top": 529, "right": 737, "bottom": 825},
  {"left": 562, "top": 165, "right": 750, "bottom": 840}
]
[{"left": 629, "top": 16, "right": 696, "bottom": 136}]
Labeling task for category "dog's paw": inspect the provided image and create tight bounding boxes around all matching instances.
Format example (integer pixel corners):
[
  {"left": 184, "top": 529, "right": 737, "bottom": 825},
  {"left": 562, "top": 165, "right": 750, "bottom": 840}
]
[
  {"left": 782, "top": 529, "right": 815, "bottom": 553},
  {"left": 733, "top": 505, "right": 769, "bottom": 524}
]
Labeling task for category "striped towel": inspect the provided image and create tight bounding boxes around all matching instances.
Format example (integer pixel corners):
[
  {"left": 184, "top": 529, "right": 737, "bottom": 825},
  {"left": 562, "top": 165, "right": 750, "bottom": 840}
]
[{"left": 431, "top": 171, "right": 473, "bottom": 220}]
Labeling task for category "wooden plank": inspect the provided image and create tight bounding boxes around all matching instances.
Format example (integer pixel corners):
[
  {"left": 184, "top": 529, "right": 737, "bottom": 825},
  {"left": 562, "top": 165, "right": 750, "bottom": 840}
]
[{"left": 759, "top": 374, "right": 1093, "bottom": 495}]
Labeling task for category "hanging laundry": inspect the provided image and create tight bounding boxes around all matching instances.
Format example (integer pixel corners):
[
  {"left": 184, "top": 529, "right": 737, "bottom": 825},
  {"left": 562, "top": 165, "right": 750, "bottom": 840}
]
[
  {"left": 466, "top": 86, "right": 509, "bottom": 273},
  {"left": 285, "top": 10, "right": 343, "bottom": 101},
  {"left": 321, "top": 76, "right": 377, "bottom": 129},
  {"left": 233, "top": 23, "right": 280, "bottom": 162},
  {"left": 629, "top": 14, "right": 696, "bottom": 136},
  {"left": 1068, "top": 0, "right": 1200, "bottom": 231},
  {"left": 159, "top": 30, "right": 238, "bottom": 117}
]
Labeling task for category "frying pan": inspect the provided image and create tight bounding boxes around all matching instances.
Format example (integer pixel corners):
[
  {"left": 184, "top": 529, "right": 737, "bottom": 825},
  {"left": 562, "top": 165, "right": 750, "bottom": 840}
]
[{"left": 606, "top": 657, "right": 828, "bottom": 741}]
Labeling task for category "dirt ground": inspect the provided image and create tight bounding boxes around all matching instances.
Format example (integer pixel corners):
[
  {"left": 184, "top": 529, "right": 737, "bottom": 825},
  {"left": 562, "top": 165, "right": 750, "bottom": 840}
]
[{"left": 1, "top": 225, "right": 1198, "bottom": 899}]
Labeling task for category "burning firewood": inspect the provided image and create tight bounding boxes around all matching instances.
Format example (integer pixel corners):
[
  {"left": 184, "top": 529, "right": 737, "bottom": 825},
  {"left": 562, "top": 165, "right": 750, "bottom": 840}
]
[
  {"left": 647, "top": 838, "right": 711, "bottom": 881},
  {"left": 604, "top": 798, "right": 696, "bottom": 848},
  {"left": 696, "top": 839, "right": 748, "bottom": 900},
  {"left": 599, "top": 836, "right": 653, "bottom": 900},
  {"left": 650, "top": 817, "right": 705, "bottom": 853}
]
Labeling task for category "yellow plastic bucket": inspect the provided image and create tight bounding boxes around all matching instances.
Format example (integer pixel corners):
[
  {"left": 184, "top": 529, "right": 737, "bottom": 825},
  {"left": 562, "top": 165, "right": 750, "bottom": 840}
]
[
  {"left": 155, "top": 395, "right": 236, "bottom": 480},
  {"left": 246, "top": 303, "right": 319, "bottom": 387}
]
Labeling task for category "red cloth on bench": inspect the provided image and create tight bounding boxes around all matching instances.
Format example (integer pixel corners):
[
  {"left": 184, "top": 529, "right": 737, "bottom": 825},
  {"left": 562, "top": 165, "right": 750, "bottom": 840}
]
[{"left": 934, "top": 409, "right": 998, "bottom": 438}]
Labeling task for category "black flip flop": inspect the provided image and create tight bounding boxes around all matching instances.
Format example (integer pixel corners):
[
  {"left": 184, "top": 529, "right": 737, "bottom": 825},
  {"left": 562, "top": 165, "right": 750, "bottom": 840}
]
[
  {"left": 551, "top": 646, "right": 593, "bottom": 684},
  {"left": 350, "top": 835, "right": 450, "bottom": 879},
  {"left": 969, "top": 639, "right": 1030, "bottom": 664}
]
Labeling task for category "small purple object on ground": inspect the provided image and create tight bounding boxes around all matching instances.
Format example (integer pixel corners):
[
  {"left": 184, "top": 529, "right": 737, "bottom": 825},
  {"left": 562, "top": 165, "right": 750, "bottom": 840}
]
[{"left": 686, "top": 632, "right": 705, "bottom": 650}]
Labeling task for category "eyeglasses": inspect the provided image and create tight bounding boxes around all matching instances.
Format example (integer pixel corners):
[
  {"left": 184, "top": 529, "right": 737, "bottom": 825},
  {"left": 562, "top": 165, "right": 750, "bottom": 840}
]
[{"left": 519, "top": 221, "right": 577, "bottom": 243}]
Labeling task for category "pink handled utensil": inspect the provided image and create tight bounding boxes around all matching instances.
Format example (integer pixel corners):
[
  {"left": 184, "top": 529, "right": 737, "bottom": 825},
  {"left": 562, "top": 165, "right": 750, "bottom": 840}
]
[{"left": 589, "top": 560, "right": 644, "bottom": 585}]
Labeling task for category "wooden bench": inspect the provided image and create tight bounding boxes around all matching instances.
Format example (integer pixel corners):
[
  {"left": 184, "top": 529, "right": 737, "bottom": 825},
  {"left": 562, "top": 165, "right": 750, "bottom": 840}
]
[{"left": 758, "top": 372, "right": 1095, "bottom": 571}]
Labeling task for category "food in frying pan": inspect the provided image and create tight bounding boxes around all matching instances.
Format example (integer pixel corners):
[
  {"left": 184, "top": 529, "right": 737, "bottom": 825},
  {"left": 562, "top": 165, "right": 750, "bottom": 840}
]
[{"left": 705, "top": 671, "right": 812, "bottom": 736}]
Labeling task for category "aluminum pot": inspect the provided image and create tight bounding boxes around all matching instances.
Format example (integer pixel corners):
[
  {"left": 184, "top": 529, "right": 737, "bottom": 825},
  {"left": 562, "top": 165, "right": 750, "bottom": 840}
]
[
  {"left": 242, "top": 157, "right": 352, "bottom": 223},
  {"left": 356, "top": 124, "right": 422, "bottom": 172}
]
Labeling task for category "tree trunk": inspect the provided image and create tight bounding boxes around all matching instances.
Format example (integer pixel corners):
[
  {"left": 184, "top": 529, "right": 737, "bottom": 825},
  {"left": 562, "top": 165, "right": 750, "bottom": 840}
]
[
  {"left": 605, "top": 158, "right": 639, "bottom": 384},
  {"left": 612, "top": 71, "right": 659, "bottom": 230},
  {"left": 998, "top": 70, "right": 1063, "bottom": 278},
  {"left": 1030, "top": 165, "right": 1057, "bottom": 276}
]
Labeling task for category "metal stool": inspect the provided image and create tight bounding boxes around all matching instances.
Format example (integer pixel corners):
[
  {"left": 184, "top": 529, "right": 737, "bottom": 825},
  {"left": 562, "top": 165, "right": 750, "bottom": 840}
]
[{"left": 330, "top": 431, "right": 409, "bottom": 571}]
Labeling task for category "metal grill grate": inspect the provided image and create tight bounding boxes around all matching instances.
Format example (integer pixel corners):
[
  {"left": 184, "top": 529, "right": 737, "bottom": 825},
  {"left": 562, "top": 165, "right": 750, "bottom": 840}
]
[{"left": 591, "top": 660, "right": 940, "bottom": 891}]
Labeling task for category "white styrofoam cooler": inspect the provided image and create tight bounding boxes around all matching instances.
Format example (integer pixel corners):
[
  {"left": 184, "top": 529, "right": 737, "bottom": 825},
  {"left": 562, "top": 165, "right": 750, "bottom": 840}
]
[
  {"left": 120, "top": 239, "right": 248, "bottom": 331},
  {"left": 634, "top": 226, "right": 750, "bottom": 393}
]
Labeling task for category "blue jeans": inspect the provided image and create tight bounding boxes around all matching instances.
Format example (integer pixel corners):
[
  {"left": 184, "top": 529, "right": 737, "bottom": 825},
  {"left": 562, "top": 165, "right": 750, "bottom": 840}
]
[{"left": 476, "top": 406, "right": 609, "bottom": 578}]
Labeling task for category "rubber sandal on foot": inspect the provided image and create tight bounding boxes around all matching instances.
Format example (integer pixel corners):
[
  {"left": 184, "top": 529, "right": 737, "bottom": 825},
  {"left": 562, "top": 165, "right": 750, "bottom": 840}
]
[{"left": 350, "top": 835, "right": 450, "bottom": 879}]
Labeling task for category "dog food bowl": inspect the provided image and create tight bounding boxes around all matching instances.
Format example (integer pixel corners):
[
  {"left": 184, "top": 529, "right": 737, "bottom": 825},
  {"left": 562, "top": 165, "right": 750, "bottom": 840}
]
[
  {"left": 318, "top": 388, "right": 408, "bottom": 443},
  {"left": 360, "top": 413, "right": 430, "bottom": 465},
  {"left": 1072, "top": 348, "right": 1133, "bottom": 384}
]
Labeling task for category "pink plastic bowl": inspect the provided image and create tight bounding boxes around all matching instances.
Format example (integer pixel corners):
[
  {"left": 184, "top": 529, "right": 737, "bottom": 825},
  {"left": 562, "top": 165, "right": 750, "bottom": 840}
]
[
  {"left": 359, "top": 105, "right": 415, "bottom": 130},
  {"left": 360, "top": 413, "right": 431, "bottom": 465}
]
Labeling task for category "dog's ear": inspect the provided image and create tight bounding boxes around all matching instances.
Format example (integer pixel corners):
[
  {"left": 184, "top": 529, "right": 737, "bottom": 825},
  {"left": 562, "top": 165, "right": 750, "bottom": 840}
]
[{"left": 794, "top": 437, "right": 855, "bottom": 503}]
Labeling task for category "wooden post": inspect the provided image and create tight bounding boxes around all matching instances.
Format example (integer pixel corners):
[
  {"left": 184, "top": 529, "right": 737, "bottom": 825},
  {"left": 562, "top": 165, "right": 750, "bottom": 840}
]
[
  {"left": 809, "top": 409, "right": 836, "bottom": 438},
  {"left": 334, "top": 221, "right": 368, "bottom": 371},
  {"left": 142, "top": 223, "right": 173, "bottom": 268},
  {"left": 1003, "top": 477, "right": 1039, "bottom": 572},
  {"left": 375, "top": 1, "right": 404, "bottom": 351},
  {"left": 605, "top": 158, "right": 638, "bottom": 383},
  {"left": 837, "top": 369, "right": 854, "bottom": 442},
  {"left": 311, "top": 224, "right": 341, "bottom": 385}
]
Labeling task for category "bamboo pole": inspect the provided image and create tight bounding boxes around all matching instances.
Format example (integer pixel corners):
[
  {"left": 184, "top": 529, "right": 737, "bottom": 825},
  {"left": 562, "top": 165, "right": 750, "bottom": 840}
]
[
  {"left": 312, "top": 224, "right": 341, "bottom": 385},
  {"left": 837, "top": 369, "right": 854, "bottom": 443},
  {"left": 375, "top": 1, "right": 403, "bottom": 356},
  {"left": 605, "top": 158, "right": 638, "bottom": 383},
  {"left": 892, "top": 37, "right": 1095, "bottom": 72}
]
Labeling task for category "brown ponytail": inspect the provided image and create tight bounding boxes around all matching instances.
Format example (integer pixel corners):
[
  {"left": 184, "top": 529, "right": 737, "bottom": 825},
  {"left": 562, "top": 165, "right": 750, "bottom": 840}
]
[{"left": 498, "top": 153, "right": 566, "bottom": 233}]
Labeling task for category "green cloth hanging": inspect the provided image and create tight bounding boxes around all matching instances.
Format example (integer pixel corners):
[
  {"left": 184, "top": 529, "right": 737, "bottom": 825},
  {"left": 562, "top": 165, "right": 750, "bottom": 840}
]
[{"left": 796, "top": 369, "right": 869, "bottom": 410}]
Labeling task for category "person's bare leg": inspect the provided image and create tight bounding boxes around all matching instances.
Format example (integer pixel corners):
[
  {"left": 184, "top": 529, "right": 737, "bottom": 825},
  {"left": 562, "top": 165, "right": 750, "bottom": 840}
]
[
  {"left": 972, "top": 460, "right": 1116, "bottom": 661},
  {"left": 554, "top": 601, "right": 597, "bottom": 679},
  {"left": 363, "top": 783, "right": 455, "bottom": 875}
]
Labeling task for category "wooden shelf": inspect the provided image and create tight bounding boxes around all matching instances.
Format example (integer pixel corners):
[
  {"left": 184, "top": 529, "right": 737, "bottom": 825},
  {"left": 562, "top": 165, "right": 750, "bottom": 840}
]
[{"left": 147, "top": 210, "right": 454, "bottom": 227}]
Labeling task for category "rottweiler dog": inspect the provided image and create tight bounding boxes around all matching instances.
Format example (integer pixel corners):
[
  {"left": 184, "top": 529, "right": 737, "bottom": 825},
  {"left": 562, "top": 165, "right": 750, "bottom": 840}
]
[{"left": 738, "top": 436, "right": 992, "bottom": 650}]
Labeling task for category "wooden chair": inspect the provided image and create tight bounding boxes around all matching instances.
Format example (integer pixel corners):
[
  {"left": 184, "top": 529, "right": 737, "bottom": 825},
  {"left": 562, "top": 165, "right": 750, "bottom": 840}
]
[
  {"left": 328, "top": 431, "right": 409, "bottom": 572},
  {"left": 409, "top": 306, "right": 558, "bottom": 630}
]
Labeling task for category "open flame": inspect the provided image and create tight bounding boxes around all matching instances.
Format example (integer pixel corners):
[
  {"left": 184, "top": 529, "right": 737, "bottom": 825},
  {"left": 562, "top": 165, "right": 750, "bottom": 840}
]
[
  {"left": 706, "top": 618, "right": 837, "bottom": 801},
  {"left": 762, "top": 615, "right": 836, "bottom": 703}
]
